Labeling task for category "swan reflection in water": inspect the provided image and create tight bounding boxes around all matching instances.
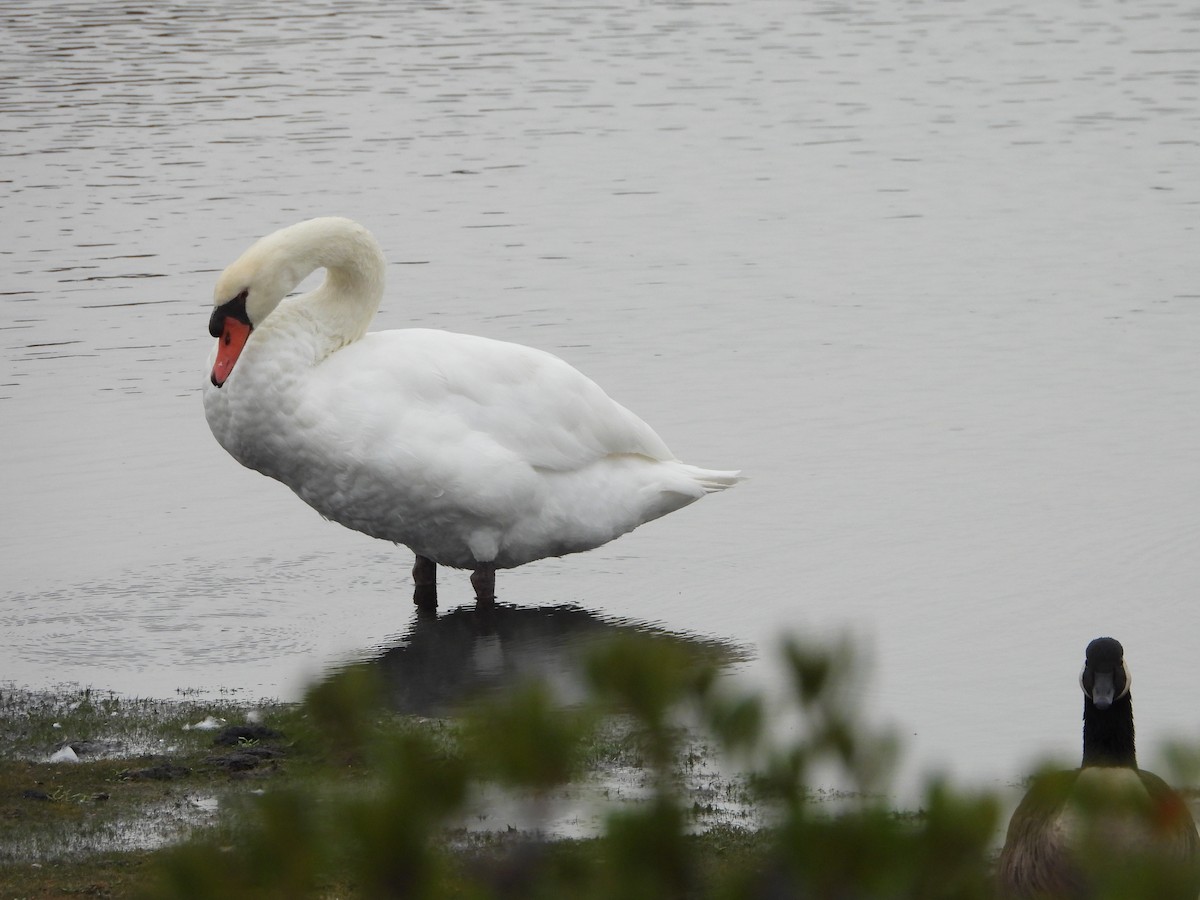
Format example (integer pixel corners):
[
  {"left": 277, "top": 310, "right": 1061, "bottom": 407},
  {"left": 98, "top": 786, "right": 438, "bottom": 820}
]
[{"left": 349, "top": 603, "right": 746, "bottom": 716}]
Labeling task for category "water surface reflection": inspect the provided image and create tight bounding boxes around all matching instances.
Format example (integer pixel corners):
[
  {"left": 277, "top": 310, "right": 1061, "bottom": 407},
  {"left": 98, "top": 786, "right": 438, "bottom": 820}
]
[
  {"left": 359, "top": 602, "right": 746, "bottom": 717},
  {"left": 5, "top": 0, "right": 1200, "bottom": 795}
]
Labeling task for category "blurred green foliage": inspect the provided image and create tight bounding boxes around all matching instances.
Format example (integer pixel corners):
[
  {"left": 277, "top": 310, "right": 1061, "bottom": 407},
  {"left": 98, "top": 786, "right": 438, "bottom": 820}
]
[{"left": 143, "top": 633, "right": 1192, "bottom": 899}]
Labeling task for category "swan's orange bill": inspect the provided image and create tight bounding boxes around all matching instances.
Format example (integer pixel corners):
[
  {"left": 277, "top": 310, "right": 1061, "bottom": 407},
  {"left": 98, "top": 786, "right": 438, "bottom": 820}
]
[{"left": 211, "top": 318, "right": 252, "bottom": 387}]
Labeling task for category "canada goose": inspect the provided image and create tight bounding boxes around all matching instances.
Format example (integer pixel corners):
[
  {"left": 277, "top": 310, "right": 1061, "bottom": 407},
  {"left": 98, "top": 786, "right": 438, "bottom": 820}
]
[
  {"left": 996, "top": 637, "right": 1200, "bottom": 899},
  {"left": 203, "top": 218, "right": 741, "bottom": 608}
]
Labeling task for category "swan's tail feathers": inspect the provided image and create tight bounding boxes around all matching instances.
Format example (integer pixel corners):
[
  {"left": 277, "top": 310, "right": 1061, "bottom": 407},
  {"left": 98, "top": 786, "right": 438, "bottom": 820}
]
[{"left": 679, "top": 464, "right": 745, "bottom": 493}]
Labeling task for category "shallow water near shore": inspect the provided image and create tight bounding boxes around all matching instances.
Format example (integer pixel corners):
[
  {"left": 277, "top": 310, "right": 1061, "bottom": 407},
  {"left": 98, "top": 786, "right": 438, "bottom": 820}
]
[{"left": 3, "top": 0, "right": 1200, "bottom": 799}]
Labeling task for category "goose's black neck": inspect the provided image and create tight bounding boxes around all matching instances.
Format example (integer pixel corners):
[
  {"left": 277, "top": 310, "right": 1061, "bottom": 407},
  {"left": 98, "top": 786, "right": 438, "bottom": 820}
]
[{"left": 1081, "top": 692, "right": 1136, "bottom": 768}]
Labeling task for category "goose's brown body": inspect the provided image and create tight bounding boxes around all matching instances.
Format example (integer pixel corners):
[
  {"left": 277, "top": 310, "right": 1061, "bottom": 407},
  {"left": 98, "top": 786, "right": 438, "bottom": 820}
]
[{"left": 996, "top": 638, "right": 1200, "bottom": 899}]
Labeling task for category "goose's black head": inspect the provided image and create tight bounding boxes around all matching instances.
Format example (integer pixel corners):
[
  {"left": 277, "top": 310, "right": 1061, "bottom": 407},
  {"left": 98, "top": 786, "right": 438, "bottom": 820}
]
[
  {"left": 1079, "top": 636, "right": 1136, "bottom": 767},
  {"left": 1080, "top": 637, "right": 1130, "bottom": 711}
]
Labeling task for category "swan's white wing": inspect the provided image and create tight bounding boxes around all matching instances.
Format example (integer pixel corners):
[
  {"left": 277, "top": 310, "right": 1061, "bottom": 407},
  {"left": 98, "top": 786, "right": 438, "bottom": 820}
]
[{"left": 311, "top": 328, "right": 675, "bottom": 472}]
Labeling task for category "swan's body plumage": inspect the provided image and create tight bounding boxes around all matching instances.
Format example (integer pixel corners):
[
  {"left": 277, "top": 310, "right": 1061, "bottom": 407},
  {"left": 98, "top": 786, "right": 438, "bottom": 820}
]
[{"left": 203, "top": 218, "right": 739, "bottom": 598}]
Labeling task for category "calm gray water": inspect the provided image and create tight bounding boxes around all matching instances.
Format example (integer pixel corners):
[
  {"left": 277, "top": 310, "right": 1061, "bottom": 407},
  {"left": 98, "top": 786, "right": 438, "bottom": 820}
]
[{"left": 3, "top": 0, "right": 1199, "bottom": 797}]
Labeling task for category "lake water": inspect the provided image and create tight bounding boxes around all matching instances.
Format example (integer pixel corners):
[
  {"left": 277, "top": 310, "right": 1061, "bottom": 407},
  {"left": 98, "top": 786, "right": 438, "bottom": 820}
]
[{"left": 3, "top": 0, "right": 1199, "bottom": 800}]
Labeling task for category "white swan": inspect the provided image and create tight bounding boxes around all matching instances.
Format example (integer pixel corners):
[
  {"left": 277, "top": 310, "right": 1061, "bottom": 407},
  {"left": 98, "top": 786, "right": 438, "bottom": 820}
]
[{"left": 203, "top": 217, "right": 741, "bottom": 607}]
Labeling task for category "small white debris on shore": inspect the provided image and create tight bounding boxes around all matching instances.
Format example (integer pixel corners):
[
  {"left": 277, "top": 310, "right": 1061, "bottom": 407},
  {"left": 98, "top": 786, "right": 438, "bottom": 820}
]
[
  {"left": 183, "top": 716, "right": 226, "bottom": 732},
  {"left": 49, "top": 745, "right": 80, "bottom": 764}
]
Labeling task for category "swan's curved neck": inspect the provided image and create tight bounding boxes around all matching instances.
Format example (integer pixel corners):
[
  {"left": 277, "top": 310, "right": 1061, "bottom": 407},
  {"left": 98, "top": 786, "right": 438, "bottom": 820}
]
[
  {"left": 274, "top": 219, "right": 385, "bottom": 348},
  {"left": 218, "top": 217, "right": 387, "bottom": 349},
  {"left": 208, "top": 219, "right": 387, "bottom": 388}
]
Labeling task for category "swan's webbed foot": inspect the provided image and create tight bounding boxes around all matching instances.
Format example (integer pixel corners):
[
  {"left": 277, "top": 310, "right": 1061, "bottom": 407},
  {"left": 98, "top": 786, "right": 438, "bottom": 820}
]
[
  {"left": 471, "top": 564, "right": 496, "bottom": 609},
  {"left": 413, "top": 555, "right": 437, "bottom": 610}
]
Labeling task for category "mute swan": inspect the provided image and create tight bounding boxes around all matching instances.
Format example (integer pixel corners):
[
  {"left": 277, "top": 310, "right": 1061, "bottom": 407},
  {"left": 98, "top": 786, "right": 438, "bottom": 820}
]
[
  {"left": 996, "top": 637, "right": 1200, "bottom": 899},
  {"left": 203, "top": 217, "right": 740, "bottom": 607}
]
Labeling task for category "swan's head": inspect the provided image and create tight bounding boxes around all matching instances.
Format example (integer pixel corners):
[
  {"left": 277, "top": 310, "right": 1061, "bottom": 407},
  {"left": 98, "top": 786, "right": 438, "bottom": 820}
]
[
  {"left": 208, "top": 217, "right": 373, "bottom": 388},
  {"left": 1080, "top": 637, "right": 1131, "bottom": 711}
]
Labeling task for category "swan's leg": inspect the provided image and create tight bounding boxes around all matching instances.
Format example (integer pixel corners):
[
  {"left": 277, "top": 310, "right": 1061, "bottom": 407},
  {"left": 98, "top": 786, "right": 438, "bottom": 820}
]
[
  {"left": 470, "top": 564, "right": 496, "bottom": 607},
  {"left": 412, "top": 555, "right": 437, "bottom": 608}
]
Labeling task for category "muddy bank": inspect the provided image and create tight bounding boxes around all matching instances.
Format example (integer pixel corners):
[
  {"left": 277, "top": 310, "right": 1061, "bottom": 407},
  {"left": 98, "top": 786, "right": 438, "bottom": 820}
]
[{"left": 0, "top": 683, "right": 759, "bottom": 871}]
